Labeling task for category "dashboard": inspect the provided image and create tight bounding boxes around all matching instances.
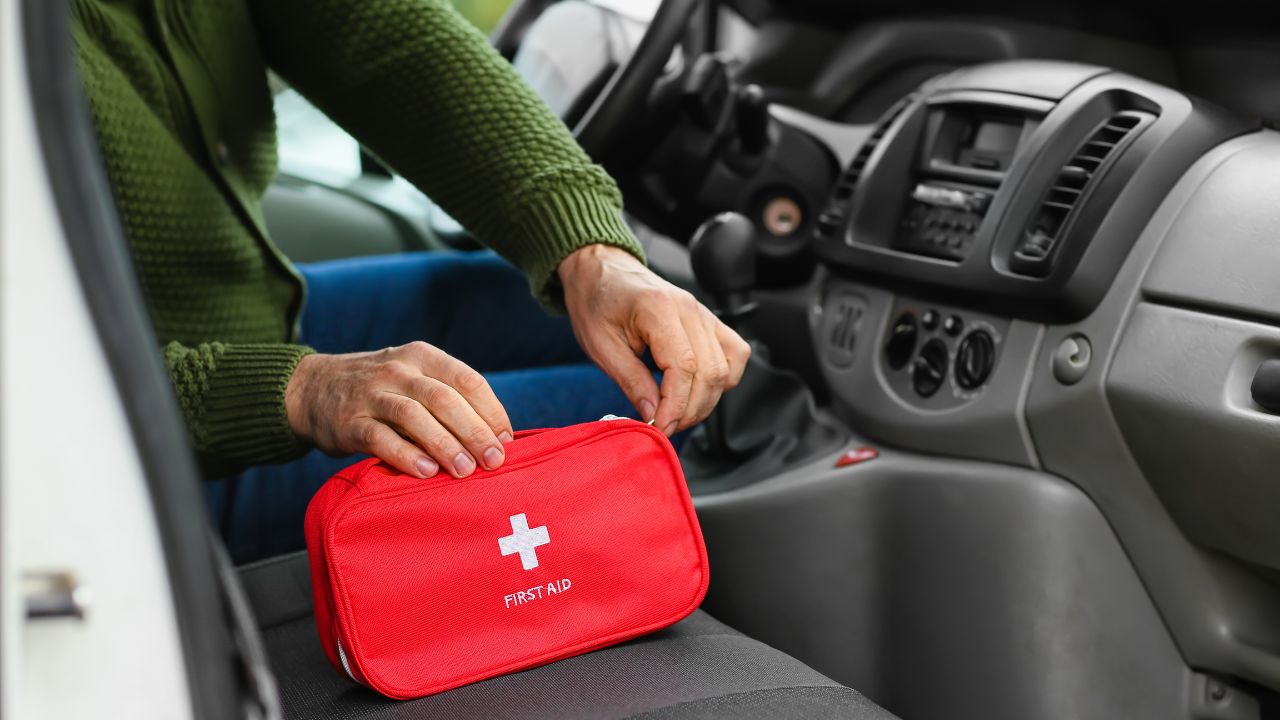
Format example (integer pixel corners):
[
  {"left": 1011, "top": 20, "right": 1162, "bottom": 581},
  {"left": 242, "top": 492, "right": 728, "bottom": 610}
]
[
  {"left": 770, "top": 57, "right": 1280, "bottom": 696},
  {"left": 813, "top": 61, "right": 1248, "bottom": 322},
  {"left": 781, "top": 57, "right": 1280, "bottom": 694},
  {"left": 807, "top": 60, "right": 1251, "bottom": 432}
]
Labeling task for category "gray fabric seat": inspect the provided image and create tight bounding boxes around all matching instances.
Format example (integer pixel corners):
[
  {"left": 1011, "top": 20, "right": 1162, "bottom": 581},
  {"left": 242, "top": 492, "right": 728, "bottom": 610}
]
[{"left": 239, "top": 552, "right": 895, "bottom": 719}]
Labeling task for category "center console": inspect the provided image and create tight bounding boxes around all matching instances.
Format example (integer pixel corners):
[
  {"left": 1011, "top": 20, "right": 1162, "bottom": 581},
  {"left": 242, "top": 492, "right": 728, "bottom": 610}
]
[{"left": 890, "top": 102, "right": 1033, "bottom": 263}]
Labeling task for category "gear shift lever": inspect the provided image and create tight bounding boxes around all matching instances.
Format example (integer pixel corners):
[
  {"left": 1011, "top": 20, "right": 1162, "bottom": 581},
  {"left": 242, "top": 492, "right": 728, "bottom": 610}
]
[
  {"left": 689, "top": 212, "right": 758, "bottom": 328},
  {"left": 689, "top": 213, "right": 759, "bottom": 458},
  {"left": 682, "top": 213, "right": 848, "bottom": 491}
]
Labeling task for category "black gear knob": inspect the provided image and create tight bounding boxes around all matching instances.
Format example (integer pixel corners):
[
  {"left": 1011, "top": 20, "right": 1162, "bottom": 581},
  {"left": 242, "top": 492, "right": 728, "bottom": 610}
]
[{"left": 690, "top": 212, "right": 758, "bottom": 320}]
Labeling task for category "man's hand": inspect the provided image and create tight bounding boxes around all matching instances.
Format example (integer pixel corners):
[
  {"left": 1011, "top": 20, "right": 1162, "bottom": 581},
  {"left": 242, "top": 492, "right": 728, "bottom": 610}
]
[
  {"left": 285, "top": 343, "right": 513, "bottom": 478},
  {"left": 559, "top": 244, "right": 751, "bottom": 435}
]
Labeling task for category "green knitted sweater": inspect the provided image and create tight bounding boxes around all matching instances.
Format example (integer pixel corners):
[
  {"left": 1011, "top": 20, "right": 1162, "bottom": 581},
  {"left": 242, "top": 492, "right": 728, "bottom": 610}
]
[{"left": 71, "top": 0, "right": 644, "bottom": 477}]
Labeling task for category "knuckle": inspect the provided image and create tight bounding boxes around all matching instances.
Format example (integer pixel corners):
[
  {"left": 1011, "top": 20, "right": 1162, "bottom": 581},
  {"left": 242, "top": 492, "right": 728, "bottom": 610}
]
[
  {"left": 357, "top": 421, "right": 383, "bottom": 449},
  {"left": 422, "top": 381, "right": 459, "bottom": 411},
  {"left": 377, "top": 360, "right": 411, "bottom": 381},
  {"left": 708, "top": 361, "right": 731, "bottom": 386},
  {"left": 667, "top": 391, "right": 691, "bottom": 414},
  {"left": 384, "top": 394, "right": 419, "bottom": 423},
  {"left": 424, "top": 428, "right": 462, "bottom": 456},
  {"left": 622, "top": 375, "right": 649, "bottom": 398},
  {"left": 464, "top": 423, "right": 493, "bottom": 447},
  {"left": 632, "top": 306, "right": 662, "bottom": 333},
  {"left": 405, "top": 340, "right": 434, "bottom": 357},
  {"left": 393, "top": 446, "right": 418, "bottom": 469},
  {"left": 454, "top": 368, "right": 488, "bottom": 396},
  {"left": 638, "top": 287, "right": 669, "bottom": 305},
  {"left": 674, "top": 350, "right": 699, "bottom": 376}
]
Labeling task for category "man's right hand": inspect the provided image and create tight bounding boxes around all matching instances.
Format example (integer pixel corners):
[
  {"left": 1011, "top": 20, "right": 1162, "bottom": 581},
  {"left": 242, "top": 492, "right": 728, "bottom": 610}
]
[{"left": 285, "top": 342, "right": 513, "bottom": 479}]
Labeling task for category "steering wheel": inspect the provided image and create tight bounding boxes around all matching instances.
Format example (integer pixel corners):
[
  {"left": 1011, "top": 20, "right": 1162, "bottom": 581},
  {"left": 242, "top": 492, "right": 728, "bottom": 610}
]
[{"left": 493, "top": 0, "right": 701, "bottom": 163}]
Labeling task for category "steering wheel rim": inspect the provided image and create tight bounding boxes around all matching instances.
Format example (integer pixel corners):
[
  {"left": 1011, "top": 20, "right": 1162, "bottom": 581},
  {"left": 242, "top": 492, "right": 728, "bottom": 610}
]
[{"left": 496, "top": 0, "right": 701, "bottom": 163}]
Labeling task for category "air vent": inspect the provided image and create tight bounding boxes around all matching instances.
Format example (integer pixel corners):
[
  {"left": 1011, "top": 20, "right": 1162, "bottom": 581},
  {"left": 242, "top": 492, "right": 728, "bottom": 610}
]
[
  {"left": 815, "top": 96, "right": 914, "bottom": 240},
  {"left": 1010, "top": 111, "right": 1151, "bottom": 276}
]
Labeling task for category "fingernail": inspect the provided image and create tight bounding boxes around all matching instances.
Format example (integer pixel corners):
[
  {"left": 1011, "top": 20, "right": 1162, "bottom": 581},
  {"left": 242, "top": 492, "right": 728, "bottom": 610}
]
[
  {"left": 453, "top": 452, "right": 476, "bottom": 477},
  {"left": 482, "top": 446, "right": 504, "bottom": 470},
  {"left": 498, "top": 431, "right": 513, "bottom": 444},
  {"left": 416, "top": 458, "right": 438, "bottom": 478},
  {"left": 663, "top": 421, "right": 679, "bottom": 436},
  {"left": 639, "top": 399, "right": 656, "bottom": 422}
]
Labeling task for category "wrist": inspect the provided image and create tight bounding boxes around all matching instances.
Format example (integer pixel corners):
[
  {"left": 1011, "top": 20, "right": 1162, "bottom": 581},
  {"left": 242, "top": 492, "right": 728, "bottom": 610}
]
[
  {"left": 557, "top": 243, "right": 641, "bottom": 289},
  {"left": 285, "top": 353, "right": 321, "bottom": 443}
]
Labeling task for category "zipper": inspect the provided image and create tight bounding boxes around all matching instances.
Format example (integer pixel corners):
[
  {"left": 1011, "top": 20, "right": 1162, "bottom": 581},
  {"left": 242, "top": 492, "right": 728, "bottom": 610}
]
[
  {"left": 337, "top": 638, "right": 359, "bottom": 684},
  {"left": 357, "top": 420, "right": 657, "bottom": 494}
]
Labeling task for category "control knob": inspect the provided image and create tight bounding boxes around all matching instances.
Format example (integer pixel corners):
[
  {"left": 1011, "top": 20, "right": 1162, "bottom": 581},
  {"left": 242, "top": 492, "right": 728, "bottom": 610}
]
[
  {"left": 912, "top": 339, "right": 949, "bottom": 397},
  {"left": 955, "top": 330, "right": 996, "bottom": 389},
  {"left": 885, "top": 312, "right": 918, "bottom": 370}
]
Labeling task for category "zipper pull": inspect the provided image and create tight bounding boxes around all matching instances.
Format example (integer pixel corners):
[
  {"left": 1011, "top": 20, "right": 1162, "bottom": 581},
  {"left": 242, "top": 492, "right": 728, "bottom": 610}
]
[{"left": 598, "top": 415, "right": 657, "bottom": 425}]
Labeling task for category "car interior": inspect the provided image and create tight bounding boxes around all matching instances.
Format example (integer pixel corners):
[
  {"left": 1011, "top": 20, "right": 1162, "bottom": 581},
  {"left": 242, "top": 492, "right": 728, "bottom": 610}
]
[{"left": 29, "top": 0, "right": 1280, "bottom": 717}]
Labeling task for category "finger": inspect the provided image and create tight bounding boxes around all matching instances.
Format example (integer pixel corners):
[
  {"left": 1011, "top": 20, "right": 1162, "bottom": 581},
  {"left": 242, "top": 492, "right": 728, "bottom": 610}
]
[
  {"left": 401, "top": 342, "right": 514, "bottom": 442},
  {"left": 692, "top": 312, "right": 732, "bottom": 423},
  {"left": 404, "top": 377, "right": 506, "bottom": 473},
  {"left": 640, "top": 307, "right": 697, "bottom": 436},
  {"left": 712, "top": 314, "right": 751, "bottom": 389},
  {"left": 373, "top": 390, "right": 479, "bottom": 478},
  {"left": 439, "top": 359, "right": 514, "bottom": 444},
  {"left": 680, "top": 311, "right": 721, "bottom": 429},
  {"left": 588, "top": 330, "right": 661, "bottom": 422},
  {"left": 352, "top": 418, "right": 440, "bottom": 479}
]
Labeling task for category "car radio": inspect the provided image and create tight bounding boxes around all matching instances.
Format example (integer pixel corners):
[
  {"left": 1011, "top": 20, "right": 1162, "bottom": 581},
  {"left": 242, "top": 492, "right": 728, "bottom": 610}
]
[
  {"left": 896, "top": 183, "right": 992, "bottom": 261},
  {"left": 891, "top": 105, "right": 1033, "bottom": 262}
]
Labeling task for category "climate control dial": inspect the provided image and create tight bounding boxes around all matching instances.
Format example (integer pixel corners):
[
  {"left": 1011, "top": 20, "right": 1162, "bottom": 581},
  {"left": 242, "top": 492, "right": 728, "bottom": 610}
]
[
  {"left": 885, "top": 312, "right": 918, "bottom": 370},
  {"left": 955, "top": 330, "right": 996, "bottom": 389},
  {"left": 912, "top": 339, "right": 949, "bottom": 397}
]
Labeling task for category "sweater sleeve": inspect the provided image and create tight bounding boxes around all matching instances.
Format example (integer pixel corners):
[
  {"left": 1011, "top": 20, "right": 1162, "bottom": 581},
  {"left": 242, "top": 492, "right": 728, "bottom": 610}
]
[
  {"left": 164, "top": 341, "right": 315, "bottom": 477},
  {"left": 248, "top": 0, "right": 646, "bottom": 310}
]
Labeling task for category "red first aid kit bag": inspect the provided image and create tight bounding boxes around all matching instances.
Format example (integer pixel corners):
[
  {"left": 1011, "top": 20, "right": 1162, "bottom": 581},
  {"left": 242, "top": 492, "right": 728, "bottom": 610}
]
[{"left": 303, "top": 418, "right": 709, "bottom": 699}]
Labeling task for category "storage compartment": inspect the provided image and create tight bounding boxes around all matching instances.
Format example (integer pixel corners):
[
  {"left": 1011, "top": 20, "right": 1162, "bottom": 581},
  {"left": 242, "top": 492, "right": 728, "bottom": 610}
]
[
  {"left": 1108, "top": 303, "right": 1280, "bottom": 570},
  {"left": 1111, "top": 131, "right": 1280, "bottom": 570}
]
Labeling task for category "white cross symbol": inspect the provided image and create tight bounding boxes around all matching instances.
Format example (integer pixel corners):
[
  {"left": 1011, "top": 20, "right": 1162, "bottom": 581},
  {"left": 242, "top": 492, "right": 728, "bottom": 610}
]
[{"left": 498, "top": 513, "right": 550, "bottom": 571}]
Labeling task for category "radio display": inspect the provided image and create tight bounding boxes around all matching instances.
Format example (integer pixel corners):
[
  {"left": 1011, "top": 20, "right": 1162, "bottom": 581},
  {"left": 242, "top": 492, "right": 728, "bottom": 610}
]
[
  {"left": 923, "top": 107, "right": 1034, "bottom": 177},
  {"left": 970, "top": 120, "right": 1023, "bottom": 154},
  {"left": 954, "top": 117, "right": 1025, "bottom": 171}
]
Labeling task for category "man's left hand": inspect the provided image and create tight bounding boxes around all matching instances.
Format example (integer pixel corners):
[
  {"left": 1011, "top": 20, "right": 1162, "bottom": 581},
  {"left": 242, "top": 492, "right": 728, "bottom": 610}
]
[{"left": 558, "top": 244, "right": 751, "bottom": 436}]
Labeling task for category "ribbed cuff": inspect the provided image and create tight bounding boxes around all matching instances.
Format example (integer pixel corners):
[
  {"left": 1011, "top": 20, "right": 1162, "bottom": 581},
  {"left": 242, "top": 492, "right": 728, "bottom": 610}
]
[
  {"left": 508, "top": 186, "right": 647, "bottom": 312},
  {"left": 198, "top": 344, "right": 315, "bottom": 469}
]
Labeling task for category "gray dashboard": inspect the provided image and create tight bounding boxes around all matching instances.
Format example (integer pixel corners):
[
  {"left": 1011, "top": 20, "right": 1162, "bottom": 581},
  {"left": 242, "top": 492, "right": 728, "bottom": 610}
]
[{"left": 793, "top": 62, "right": 1280, "bottom": 694}]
